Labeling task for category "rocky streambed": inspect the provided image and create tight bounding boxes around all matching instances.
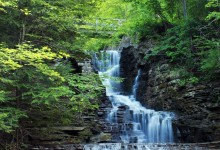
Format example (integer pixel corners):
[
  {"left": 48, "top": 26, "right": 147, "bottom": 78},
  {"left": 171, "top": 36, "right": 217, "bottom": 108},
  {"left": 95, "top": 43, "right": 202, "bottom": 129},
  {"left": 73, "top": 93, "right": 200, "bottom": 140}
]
[{"left": 29, "top": 142, "right": 220, "bottom": 150}]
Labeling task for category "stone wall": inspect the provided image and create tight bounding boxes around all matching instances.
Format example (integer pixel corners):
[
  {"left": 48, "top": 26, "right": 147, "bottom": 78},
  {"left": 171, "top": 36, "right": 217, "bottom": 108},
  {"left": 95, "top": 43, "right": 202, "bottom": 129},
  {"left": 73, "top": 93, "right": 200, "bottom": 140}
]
[{"left": 119, "top": 40, "right": 220, "bottom": 143}]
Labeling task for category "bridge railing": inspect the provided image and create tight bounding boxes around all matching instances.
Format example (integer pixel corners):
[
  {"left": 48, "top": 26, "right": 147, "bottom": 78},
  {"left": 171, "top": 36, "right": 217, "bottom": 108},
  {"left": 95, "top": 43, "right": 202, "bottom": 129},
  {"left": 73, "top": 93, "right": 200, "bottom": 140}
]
[{"left": 78, "top": 18, "right": 126, "bottom": 33}]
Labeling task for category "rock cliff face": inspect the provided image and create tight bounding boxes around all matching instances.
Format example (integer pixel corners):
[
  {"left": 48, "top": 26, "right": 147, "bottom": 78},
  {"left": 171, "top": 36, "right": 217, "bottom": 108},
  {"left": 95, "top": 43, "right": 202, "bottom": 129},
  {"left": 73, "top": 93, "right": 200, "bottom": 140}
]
[{"left": 119, "top": 40, "right": 220, "bottom": 143}]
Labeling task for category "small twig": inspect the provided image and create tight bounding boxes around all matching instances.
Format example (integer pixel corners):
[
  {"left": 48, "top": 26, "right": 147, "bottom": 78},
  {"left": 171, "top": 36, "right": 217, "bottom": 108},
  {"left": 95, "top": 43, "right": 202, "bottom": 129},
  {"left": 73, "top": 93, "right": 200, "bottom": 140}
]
[{"left": 198, "top": 18, "right": 218, "bottom": 30}]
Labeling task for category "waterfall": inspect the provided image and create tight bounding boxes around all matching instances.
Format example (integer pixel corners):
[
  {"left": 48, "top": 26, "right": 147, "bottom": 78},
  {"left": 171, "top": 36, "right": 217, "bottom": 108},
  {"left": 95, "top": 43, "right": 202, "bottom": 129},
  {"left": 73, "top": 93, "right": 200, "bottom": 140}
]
[
  {"left": 93, "top": 50, "right": 174, "bottom": 143},
  {"left": 132, "top": 70, "right": 140, "bottom": 99}
]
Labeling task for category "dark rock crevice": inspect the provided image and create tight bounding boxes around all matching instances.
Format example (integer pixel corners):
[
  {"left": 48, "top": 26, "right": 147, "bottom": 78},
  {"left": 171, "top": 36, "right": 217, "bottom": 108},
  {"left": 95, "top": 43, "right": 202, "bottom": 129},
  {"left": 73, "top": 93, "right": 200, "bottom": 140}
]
[{"left": 120, "top": 46, "right": 138, "bottom": 95}]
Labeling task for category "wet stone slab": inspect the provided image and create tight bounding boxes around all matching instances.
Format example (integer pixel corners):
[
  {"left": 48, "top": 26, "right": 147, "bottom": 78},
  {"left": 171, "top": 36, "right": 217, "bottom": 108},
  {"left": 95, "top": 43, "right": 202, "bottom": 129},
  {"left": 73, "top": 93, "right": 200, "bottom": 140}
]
[{"left": 29, "top": 142, "right": 220, "bottom": 150}]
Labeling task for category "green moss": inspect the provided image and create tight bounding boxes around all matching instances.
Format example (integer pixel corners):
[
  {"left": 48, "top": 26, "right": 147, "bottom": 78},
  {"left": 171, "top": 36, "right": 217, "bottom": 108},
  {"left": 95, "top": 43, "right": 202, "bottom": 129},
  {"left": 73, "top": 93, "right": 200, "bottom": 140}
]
[
  {"left": 158, "top": 83, "right": 166, "bottom": 89},
  {"left": 79, "top": 128, "right": 93, "bottom": 141}
]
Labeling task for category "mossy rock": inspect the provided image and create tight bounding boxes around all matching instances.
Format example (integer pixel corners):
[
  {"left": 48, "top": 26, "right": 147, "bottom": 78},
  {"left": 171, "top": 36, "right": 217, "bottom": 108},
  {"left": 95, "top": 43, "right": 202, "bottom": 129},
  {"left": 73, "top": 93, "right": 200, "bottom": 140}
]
[
  {"left": 90, "top": 132, "right": 112, "bottom": 143},
  {"left": 79, "top": 128, "right": 93, "bottom": 141}
]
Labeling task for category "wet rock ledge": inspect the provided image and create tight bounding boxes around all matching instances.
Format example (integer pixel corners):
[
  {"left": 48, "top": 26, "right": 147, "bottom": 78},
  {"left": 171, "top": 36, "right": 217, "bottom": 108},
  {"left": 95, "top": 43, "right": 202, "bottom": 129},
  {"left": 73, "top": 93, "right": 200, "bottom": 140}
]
[{"left": 29, "top": 141, "right": 220, "bottom": 150}]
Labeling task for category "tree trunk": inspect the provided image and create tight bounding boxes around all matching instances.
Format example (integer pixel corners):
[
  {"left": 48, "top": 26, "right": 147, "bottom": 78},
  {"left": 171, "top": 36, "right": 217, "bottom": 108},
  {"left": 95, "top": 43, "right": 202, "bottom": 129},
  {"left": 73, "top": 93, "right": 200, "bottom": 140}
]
[
  {"left": 182, "top": 0, "right": 187, "bottom": 19},
  {"left": 19, "top": 20, "right": 26, "bottom": 44},
  {"left": 15, "top": 87, "right": 22, "bottom": 149}
]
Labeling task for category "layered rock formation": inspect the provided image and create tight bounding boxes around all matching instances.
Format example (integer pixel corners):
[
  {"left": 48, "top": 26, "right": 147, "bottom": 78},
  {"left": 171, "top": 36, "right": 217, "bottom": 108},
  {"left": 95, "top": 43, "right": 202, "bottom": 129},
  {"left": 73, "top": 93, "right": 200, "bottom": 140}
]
[{"left": 119, "top": 40, "right": 220, "bottom": 143}]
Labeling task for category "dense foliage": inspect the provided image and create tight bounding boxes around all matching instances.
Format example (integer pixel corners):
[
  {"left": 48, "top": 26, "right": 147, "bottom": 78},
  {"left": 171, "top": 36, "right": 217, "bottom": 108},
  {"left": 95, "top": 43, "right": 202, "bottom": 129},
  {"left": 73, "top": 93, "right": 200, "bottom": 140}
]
[
  {"left": 0, "top": 0, "right": 104, "bottom": 148},
  {"left": 0, "top": 0, "right": 219, "bottom": 149},
  {"left": 86, "top": 0, "right": 219, "bottom": 81}
]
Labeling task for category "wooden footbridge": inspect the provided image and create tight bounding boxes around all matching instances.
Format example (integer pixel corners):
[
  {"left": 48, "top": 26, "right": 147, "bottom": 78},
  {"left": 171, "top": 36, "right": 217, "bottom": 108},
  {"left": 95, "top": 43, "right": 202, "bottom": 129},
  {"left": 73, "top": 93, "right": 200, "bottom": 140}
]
[{"left": 78, "top": 18, "right": 126, "bottom": 34}]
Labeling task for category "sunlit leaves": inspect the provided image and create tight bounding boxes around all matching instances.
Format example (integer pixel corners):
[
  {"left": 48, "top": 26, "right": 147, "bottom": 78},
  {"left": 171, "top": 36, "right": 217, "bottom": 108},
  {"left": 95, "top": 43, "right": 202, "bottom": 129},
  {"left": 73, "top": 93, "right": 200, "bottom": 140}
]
[
  {"left": 83, "top": 38, "right": 113, "bottom": 51},
  {"left": 20, "top": 8, "right": 31, "bottom": 15},
  {"left": 0, "top": 43, "right": 67, "bottom": 132},
  {"left": 31, "top": 86, "right": 73, "bottom": 105},
  {"left": 95, "top": 0, "right": 129, "bottom": 19},
  {"left": 67, "top": 73, "right": 104, "bottom": 112},
  {"left": 0, "top": 43, "right": 67, "bottom": 82},
  {"left": 0, "top": 0, "right": 17, "bottom": 12},
  {"left": 204, "top": 0, "right": 220, "bottom": 20},
  {"left": 0, "top": 47, "right": 22, "bottom": 71}
]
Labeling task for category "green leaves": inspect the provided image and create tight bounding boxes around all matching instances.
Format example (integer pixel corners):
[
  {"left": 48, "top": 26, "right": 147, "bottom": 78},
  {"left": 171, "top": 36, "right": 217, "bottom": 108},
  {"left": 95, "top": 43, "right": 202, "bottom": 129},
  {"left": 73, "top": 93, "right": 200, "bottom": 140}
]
[
  {"left": 149, "top": 16, "right": 220, "bottom": 82},
  {"left": 152, "top": 24, "right": 192, "bottom": 63},
  {"left": 31, "top": 86, "right": 73, "bottom": 105},
  {"left": 0, "top": 91, "right": 7, "bottom": 103},
  {"left": 0, "top": 43, "right": 68, "bottom": 132},
  {"left": 200, "top": 41, "right": 220, "bottom": 76},
  {"left": 192, "top": 34, "right": 220, "bottom": 78},
  {"left": 206, "top": 0, "right": 220, "bottom": 20},
  {"left": 67, "top": 73, "right": 104, "bottom": 112},
  {"left": 0, "top": 0, "right": 107, "bottom": 145},
  {"left": 0, "top": 43, "right": 67, "bottom": 82},
  {"left": 0, "top": 108, "right": 27, "bottom": 133}
]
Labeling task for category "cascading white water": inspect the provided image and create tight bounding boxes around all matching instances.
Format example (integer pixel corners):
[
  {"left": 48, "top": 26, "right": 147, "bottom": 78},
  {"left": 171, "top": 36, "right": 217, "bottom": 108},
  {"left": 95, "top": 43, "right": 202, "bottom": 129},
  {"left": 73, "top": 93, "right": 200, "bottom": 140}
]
[
  {"left": 132, "top": 70, "right": 140, "bottom": 99},
  {"left": 93, "top": 51, "right": 121, "bottom": 96},
  {"left": 93, "top": 50, "right": 174, "bottom": 143},
  {"left": 83, "top": 143, "right": 209, "bottom": 150}
]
